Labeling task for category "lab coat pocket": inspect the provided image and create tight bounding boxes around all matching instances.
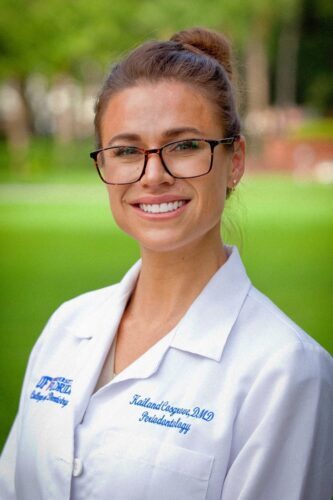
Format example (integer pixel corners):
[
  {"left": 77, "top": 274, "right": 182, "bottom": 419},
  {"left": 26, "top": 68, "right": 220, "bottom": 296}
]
[{"left": 97, "top": 429, "right": 214, "bottom": 500}]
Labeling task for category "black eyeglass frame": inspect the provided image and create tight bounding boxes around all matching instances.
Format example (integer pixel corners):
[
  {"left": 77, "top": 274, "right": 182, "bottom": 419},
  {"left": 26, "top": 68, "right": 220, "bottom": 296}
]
[{"left": 90, "top": 135, "right": 240, "bottom": 185}]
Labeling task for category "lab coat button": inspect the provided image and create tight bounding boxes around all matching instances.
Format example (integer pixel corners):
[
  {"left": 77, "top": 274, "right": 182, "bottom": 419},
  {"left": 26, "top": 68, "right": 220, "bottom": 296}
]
[{"left": 72, "top": 458, "right": 83, "bottom": 477}]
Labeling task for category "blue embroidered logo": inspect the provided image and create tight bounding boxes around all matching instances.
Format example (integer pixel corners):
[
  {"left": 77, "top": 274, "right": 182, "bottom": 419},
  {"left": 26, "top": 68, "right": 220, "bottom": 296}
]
[
  {"left": 30, "top": 375, "right": 72, "bottom": 408},
  {"left": 129, "top": 394, "right": 215, "bottom": 435}
]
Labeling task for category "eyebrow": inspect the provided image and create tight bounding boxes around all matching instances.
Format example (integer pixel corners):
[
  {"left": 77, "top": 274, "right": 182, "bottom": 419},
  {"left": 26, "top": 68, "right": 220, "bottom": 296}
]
[
  {"left": 106, "top": 127, "right": 203, "bottom": 147},
  {"left": 163, "top": 127, "right": 203, "bottom": 138},
  {"left": 106, "top": 133, "right": 140, "bottom": 146}
]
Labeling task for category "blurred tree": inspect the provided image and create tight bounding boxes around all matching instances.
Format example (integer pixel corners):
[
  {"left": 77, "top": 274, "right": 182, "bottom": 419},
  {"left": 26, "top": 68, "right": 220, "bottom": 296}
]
[
  {"left": 0, "top": 0, "right": 331, "bottom": 172},
  {"left": 216, "top": 0, "right": 303, "bottom": 111},
  {"left": 297, "top": 0, "right": 333, "bottom": 114},
  {"left": 0, "top": 0, "right": 143, "bottom": 168},
  {"left": 275, "top": 4, "right": 302, "bottom": 107}
]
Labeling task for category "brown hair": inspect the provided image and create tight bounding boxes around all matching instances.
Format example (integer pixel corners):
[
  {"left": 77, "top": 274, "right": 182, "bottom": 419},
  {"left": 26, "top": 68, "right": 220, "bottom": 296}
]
[{"left": 94, "top": 27, "right": 241, "bottom": 149}]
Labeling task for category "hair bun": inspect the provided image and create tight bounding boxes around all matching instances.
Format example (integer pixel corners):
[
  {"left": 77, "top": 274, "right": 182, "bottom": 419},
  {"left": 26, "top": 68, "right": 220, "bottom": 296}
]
[{"left": 170, "top": 27, "right": 233, "bottom": 80}]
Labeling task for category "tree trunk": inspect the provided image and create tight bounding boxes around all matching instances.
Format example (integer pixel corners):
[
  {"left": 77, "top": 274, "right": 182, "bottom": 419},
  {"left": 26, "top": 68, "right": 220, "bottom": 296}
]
[
  {"left": 275, "top": 16, "right": 301, "bottom": 107},
  {"left": 245, "top": 33, "right": 270, "bottom": 112},
  {"left": 0, "top": 79, "right": 31, "bottom": 172},
  {"left": 49, "top": 75, "right": 77, "bottom": 144}
]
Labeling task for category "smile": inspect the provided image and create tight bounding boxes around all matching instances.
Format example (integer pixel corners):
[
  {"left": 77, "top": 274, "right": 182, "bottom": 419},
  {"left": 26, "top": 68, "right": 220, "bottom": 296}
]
[{"left": 139, "top": 200, "right": 186, "bottom": 214}]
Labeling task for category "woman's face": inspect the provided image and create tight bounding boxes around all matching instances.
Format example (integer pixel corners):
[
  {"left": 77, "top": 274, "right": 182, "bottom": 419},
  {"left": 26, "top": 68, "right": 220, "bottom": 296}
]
[{"left": 100, "top": 80, "right": 245, "bottom": 254}]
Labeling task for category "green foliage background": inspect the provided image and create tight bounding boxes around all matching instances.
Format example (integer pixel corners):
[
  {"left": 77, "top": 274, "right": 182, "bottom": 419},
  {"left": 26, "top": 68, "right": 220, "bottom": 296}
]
[{"left": 1, "top": 0, "right": 332, "bottom": 110}]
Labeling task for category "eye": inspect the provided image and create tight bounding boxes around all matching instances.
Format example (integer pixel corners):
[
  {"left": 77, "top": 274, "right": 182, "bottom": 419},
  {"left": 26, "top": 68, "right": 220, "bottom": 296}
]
[
  {"left": 172, "top": 140, "right": 201, "bottom": 152},
  {"left": 112, "top": 146, "right": 141, "bottom": 157}
]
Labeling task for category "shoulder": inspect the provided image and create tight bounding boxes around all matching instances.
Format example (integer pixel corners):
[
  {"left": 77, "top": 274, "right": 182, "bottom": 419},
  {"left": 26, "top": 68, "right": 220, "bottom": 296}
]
[
  {"left": 52, "top": 283, "right": 119, "bottom": 324},
  {"left": 32, "top": 283, "right": 120, "bottom": 351},
  {"left": 225, "top": 287, "right": 333, "bottom": 430},
  {"left": 227, "top": 284, "right": 332, "bottom": 384},
  {"left": 238, "top": 284, "right": 326, "bottom": 349},
  {"left": 44, "top": 259, "right": 141, "bottom": 337}
]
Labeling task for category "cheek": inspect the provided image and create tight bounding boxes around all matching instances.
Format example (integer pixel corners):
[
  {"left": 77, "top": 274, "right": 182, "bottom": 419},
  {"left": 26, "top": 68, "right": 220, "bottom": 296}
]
[
  {"left": 205, "top": 190, "right": 225, "bottom": 224},
  {"left": 106, "top": 188, "right": 127, "bottom": 228},
  {"left": 197, "top": 174, "right": 227, "bottom": 222}
]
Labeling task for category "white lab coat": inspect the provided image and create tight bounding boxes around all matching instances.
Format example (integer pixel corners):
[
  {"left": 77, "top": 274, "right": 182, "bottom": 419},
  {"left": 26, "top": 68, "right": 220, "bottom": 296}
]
[{"left": 0, "top": 246, "right": 332, "bottom": 500}]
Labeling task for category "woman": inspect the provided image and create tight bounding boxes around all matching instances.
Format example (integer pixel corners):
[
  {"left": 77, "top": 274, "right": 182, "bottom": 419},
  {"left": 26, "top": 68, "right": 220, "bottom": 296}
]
[{"left": 0, "top": 27, "right": 332, "bottom": 500}]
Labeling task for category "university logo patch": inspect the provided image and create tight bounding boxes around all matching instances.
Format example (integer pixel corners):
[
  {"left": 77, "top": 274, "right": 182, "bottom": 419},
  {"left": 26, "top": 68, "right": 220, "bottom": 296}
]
[{"left": 30, "top": 375, "right": 72, "bottom": 408}]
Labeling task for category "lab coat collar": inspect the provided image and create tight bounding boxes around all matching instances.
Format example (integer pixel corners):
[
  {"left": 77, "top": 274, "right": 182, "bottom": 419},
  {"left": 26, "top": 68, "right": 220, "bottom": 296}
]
[
  {"left": 72, "top": 260, "right": 141, "bottom": 340},
  {"left": 72, "top": 246, "right": 251, "bottom": 363},
  {"left": 170, "top": 245, "right": 251, "bottom": 361}
]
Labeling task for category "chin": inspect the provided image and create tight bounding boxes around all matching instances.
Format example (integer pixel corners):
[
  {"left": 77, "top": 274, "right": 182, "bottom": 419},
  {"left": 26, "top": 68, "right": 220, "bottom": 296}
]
[
  {"left": 114, "top": 215, "right": 222, "bottom": 256},
  {"left": 138, "top": 235, "right": 190, "bottom": 254},
  {"left": 138, "top": 230, "right": 215, "bottom": 255},
  {"left": 140, "top": 241, "right": 185, "bottom": 254}
]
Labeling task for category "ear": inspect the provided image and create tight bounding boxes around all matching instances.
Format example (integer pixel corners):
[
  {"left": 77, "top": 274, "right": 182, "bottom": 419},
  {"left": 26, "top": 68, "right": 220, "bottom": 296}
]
[{"left": 227, "top": 135, "right": 246, "bottom": 190}]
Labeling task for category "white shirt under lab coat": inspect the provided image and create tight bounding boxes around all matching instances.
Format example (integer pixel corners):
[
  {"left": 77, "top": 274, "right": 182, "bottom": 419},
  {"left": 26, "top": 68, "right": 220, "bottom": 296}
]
[{"left": 0, "top": 246, "right": 332, "bottom": 500}]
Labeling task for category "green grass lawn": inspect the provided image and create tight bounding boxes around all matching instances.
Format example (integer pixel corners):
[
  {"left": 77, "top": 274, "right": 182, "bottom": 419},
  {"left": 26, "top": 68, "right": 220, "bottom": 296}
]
[{"left": 1, "top": 172, "right": 332, "bottom": 450}]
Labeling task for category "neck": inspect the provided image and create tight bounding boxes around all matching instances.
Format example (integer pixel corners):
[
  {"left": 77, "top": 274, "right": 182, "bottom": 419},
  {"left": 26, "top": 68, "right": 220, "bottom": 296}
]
[{"left": 127, "top": 225, "right": 228, "bottom": 325}]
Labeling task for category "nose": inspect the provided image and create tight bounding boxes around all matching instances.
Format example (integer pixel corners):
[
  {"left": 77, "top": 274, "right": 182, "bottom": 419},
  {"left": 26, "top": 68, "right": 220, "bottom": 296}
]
[{"left": 139, "top": 151, "right": 175, "bottom": 187}]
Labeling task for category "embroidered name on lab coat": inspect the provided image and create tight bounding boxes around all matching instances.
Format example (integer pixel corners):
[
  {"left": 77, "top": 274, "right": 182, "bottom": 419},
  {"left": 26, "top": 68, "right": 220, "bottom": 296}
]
[
  {"left": 130, "top": 394, "right": 215, "bottom": 435},
  {"left": 29, "top": 375, "right": 72, "bottom": 408}
]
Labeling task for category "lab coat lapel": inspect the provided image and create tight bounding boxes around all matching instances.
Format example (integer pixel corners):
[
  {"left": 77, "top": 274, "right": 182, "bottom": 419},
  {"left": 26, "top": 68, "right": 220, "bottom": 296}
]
[
  {"left": 72, "top": 318, "right": 172, "bottom": 400},
  {"left": 110, "top": 326, "right": 177, "bottom": 385},
  {"left": 70, "top": 261, "right": 141, "bottom": 426}
]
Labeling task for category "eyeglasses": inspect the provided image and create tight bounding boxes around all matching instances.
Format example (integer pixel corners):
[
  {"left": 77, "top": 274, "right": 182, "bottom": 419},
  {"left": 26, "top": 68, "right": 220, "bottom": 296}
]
[{"left": 90, "top": 136, "right": 239, "bottom": 185}]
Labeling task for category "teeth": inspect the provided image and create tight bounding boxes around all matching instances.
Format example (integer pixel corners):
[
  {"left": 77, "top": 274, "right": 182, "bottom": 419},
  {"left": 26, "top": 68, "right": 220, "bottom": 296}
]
[{"left": 139, "top": 200, "right": 186, "bottom": 214}]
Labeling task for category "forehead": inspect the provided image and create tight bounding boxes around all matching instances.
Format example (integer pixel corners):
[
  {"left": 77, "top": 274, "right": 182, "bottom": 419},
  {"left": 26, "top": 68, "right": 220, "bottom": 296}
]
[{"left": 100, "top": 80, "right": 222, "bottom": 144}]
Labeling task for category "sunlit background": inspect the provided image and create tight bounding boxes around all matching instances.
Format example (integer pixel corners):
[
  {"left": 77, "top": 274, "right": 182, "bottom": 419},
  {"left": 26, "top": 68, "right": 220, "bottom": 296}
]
[{"left": 0, "top": 0, "right": 332, "bottom": 449}]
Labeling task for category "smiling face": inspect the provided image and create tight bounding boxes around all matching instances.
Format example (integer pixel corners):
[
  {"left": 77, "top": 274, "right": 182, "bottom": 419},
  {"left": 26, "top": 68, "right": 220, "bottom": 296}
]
[{"left": 99, "top": 80, "right": 244, "bottom": 254}]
